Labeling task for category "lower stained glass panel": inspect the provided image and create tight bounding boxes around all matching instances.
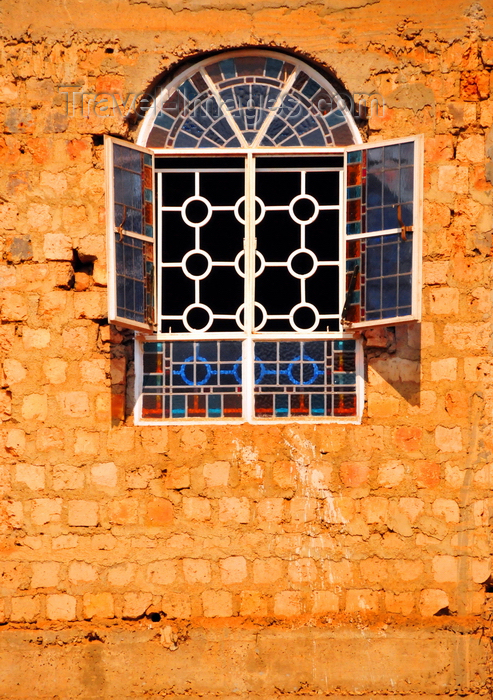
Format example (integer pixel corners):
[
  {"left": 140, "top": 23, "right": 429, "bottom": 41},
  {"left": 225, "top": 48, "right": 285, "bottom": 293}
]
[
  {"left": 142, "top": 341, "right": 243, "bottom": 419},
  {"left": 254, "top": 340, "right": 357, "bottom": 418}
]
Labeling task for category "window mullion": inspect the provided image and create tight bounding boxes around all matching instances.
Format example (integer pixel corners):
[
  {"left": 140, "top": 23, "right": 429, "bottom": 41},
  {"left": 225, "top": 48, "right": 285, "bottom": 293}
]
[{"left": 243, "top": 152, "right": 256, "bottom": 421}]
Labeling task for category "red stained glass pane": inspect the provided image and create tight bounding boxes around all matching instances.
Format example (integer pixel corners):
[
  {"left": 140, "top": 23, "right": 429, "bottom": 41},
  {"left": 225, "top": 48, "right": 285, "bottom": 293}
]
[
  {"left": 334, "top": 394, "right": 357, "bottom": 416},
  {"left": 255, "top": 394, "right": 273, "bottom": 417},
  {"left": 347, "top": 163, "right": 362, "bottom": 187},
  {"left": 187, "top": 394, "right": 206, "bottom": 417},
  {"left": 347, "top": 198, "right": 361, "bottom": 223},
  {"left": 290, "top": 394, "right": 309, "bottom": 415},
  {"left": 142, "top": 395, "right": 163, "bottom": 419},
  {"left": 224, "top": 394, "right": 242, "bottom": 416}
]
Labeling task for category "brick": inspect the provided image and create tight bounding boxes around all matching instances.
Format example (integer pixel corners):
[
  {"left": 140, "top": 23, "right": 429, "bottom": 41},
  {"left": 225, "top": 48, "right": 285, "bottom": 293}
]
[
  {"left": 417, "top": 515, "right": 448, "bottom": 540},
  {"left": 11, "top": 596, "right": 41, "bottom": 622},
  {"left": 108, "top": 499, "right": 138, "bottom": 525},
  {"left": 68, "top": 561, "right": 97, "bottom": 583},
  {"left": 30, "top": 498, "right": 62, "bottom": 525},
  {"left": 161, "top": 593, "right": 191, "bottom": 619},
  {"left": 312, "top": 590, "right": 339, "bottom": 613},
  {"left": 36, "top": 428, "right": 64, "bottom": 451},
  {"left": 203, "top": 460, "right": 230, "bottom": 487},
  {"left": 220, "top": 556, "right": 247, "bottom": 584},
  {"left": 146, "top": 498, "right": 173, "bottom": 526},
  {"left": 257, "top": 498, "right": 283, "bottom": 522},
  {"left": 340, "top": 461, "right": 370, "bottom": 487},
  {"left": 141, "top": 427, "right": 168, "bottom": 453},
  {"left": 431, "top": 358, "right": 458, "bottom": 382},
  {"left": 424, "top": 134, "right": 454, "bottom": 161},
  {"left": 15, "top": 464, "right": 45, "bottom": 491},
  {"left": 253, "top": 558, "right": 283, "bottom": 584},
  {"left": 52, "top": 534, "right": 79, "bottom": 550},
  {"left": 432, "top": 555, "right": 458, "bottom": 583},
  {"left": 52, "top": 464, "right": 84, "bottom": 490},
  {"left": 438, "top": 164, "right": 469, "bottom": 193},
  {"left": 183, "top": 497, "right": 211, "bottom": 521},
  {"left": 239, "top": 591, "right": 268, "bottom": 616},
  {"left": 123, "top": 592, "right": 152, "bottom": 619},
  {"left": 43, "top": 233, "right": 72, "bottom": 261},
  {"left": 419, "top": 589, "right": 449, "bottom": 616},
  {"left": 394, "top": 559, "right": 424, "bottom": 581},
  {"left": 107, "top": 563, "right": 136, "bottom": 587},
  {"left": 22, "top": 394, "right": 48, "bottom": 421},
  {"left": 91, "top": 462, "right": 117, "bottom": 489},
  {"left": 443, "top": 323, "right": 490, "bottom": 351},
  {"left": 432, "top": 498, "right": 460, "bottom": 523},
  {"left": 74, "top": 431, "right": 99, "bottom": 455},
  {"left": 323, "top": 496, "right": 355, "bottom": 523},
  {"left": 23, "top": 328, "right": 50, "bottom": 349},
  {"left": 74, "top": 291, "right": 106, "bottom": 319},
  {"left": 218, "top": 497, "right": 249, "bottom": 523},
  {"left": 346, "top": 589, "right": 379, "bottom": 612},
  {"left": 183, "top": 558, "right": 211, "bottom": 583},
  {"left": 202, "top": 590, "right": 233, "bottom": 617},
  {"left": 429, "top": 287, "right": 459, "bottom": 315},
  {"left": 164, "top": 466, "right": 190, "bottom": 490},
  {"left": 367, "top": 394, "right": 399, "bottom": 418},
  {"left": 360, "top": 557, "right": 388, "bottom": 583},
  {"left": 57, "top": 391, "right": 90, "bottom": 418},
  {"left": 272, "top": 461, "right": 297, "bottom": 488},
  {"left": 0, "top": 500, "right": 23, "bottom": 531},
  {"left": 423, "top": 260, "right": 449, "bottom": 285},
  {"left": 47, "top": 594, "right": 76, "bottom": 621},
  {"left": 3, "top": 359, "right": 26, "bottom": 385},
  {"left": 80, "top": 359, "right": 107, "bottom": 384},
  {"left": 126, "top": 465, "right": 155, "bottom": 490},
  {"left": 83, "top": 592, "right": 114, "bottom": 619},
  {"left": 147, "top": 560, "right": 176, "bottom": 585},
  {"left": 31, "top": 561, "right": 60, "bottom": 588},
  {"left": 1, "top": 292, "right": 27, "bottom": 321},
  {"left": 68, "top": 500, "right": 99, "bottom": 526},
  {"left": 323, "top": 559, "right": 354, "bottom": 585},
  {"left": 107, "top": 427, "right": 135, "bottom": 452},
  {"left": 290, "top": 497, "right": 317, "bottom": 523},
  {"left": 6, "top": 428, "right": 26, "bottom": 457},
  {"left": 456, "top": 134, "right": 484, "bottom": 162},
  {"left": 445, "top": 464, "right": 465, "bottom": 488},
  {"left": 385, "top": 591, "right": 414, "bottom": 615},
  {"left": 274, "top": 591, "right": 302, "bottom": 616},
  {"left": 42, "top": 359, "right": 67, "bottom": 384},
  {"left": 361, "top": 497, "right": 388, "bottom": 524},
  {"left": 288, "top": 558, "right": 317, "bottom": 582},
  {"left": 414, "top": 461, "right": 440, "bottom": 488},
  {"left": 435, "top": 426, "right": 463, "bottom": 453},
  {"left": 471, "top": 558, "right": 491, "bottom": 583},
  {"left": 378, "top": 461, "right": 405, "bottom": 488}
]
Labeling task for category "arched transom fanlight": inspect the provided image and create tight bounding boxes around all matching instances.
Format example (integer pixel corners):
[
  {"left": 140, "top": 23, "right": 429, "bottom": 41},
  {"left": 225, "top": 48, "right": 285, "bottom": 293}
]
[{"left": 140, "top": 50, "right": 361, "bottom": 149}]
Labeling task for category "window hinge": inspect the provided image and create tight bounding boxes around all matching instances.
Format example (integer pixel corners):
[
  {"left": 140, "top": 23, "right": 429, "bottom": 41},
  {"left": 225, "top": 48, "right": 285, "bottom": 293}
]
[
  {"left": 397, "top": 204, "right": 412, "bottom": 241},
  {"left": 341, "top": 263, "right": 359, "bottom": 328}
]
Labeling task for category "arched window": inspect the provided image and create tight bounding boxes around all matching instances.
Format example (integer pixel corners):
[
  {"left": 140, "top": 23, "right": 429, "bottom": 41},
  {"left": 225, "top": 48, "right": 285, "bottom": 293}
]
[{"left": 105, "top": 50, "right": 422, "bottom": 424}]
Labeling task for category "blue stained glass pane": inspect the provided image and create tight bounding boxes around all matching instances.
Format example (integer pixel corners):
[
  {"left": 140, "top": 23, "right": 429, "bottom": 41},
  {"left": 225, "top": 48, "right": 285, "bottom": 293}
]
[
  {"left": 114, "top": 144, "right": 141, "bottom": 171},
  {"left": 347, "top": 150, "right": 362, "bottom": 164},
  {"left": 267, "top": 116, "right": 287, "bottom": 138},
  {"left": 400, "top": 167, "right": 414, "bottom": 202},
  {"left": 382, "top": 241, "right": 398, "bottom": 275},
  {"left": 366, "top": 245, "right": 381, "bottom": 278},
  {"left": 243, "top": 131, "right": 258, "bottom": 144},
  {"left": 282, "top": 135, "right": 301, "bottom": 146},
  {"left": 182, "top": 118, "right": 204, "bottom": 138},
  {"left": 145, "top": 188, "right": 153, "bottom": 203},
  {"left": 383, "top": 206, "right": 399, "bottom": 230},
  {"left": 301, "top": 129, "right": 325, "bottom": 146},
  {"left": 302, "top": 78, "right": 321, "bottom": 99},
  {"left": 399, "top": 239, "right": 413, "bottom": 275},
  {"left": 346, "top": 221, "right": 361, "bottom": 235},
  {"left": 296, "top": 115, "right": 317, "bottom": 135},
  {"left": 212, "top": 118, "right": 235, "bottom": 140},
  {"left": 398, "top": 274, "right": 412, "bottom": 307},
  {"left": 256, "top": 342, "right": 276, "bottom": 362},
  {"left": 219, "top": 59, "right": 236, "bottom": 79},
  {"left": 384, "top": 144, "right": 400, "bottom": 167},
  {"left": 265, "top": 58, "right": 283, "bottom": 78},
  {"left": 383, "top": 169, "right": 399, "bottom": 205},
  {"left": 178, "top": 80, "right": 198, "bottom": 101},
  {"left": 275, "top": 395, "right": 289, "bottom": 416},
  {"left": 155, "top": 111, "right": 174, "bottom": 130},
  {"left": 326, "top": 109, "right": 345, "bottom": 127},
  {"left": 334, "top": 373, "right": 356, "bottom": 385},
  {"left": 172, "top": 395, "right": 186, "bottom": 418},
  {"left": 280, "top": 342, "right": 299, "bottom": 361},
  {"left": 400, "top": 141, "right": 414, "bottom": 166},
  {"left": 275, "top": 125, "right": 295, "bottom": 143},
  {"left": 174, "top": 131, "right": 199, "bottom": 148},
  {"left": 192, "top": 105, "right": 213, "bottom": 129},
  {"left": 225, "top": 137, "right": 241, "bottom": 147},
  {"left": 311, "top": 395, "right": 325, "bottom": 415},
  {"left": 287, "top": 104, "right": 309, "bottom": 126},
  {"left": 347, "top": 186, "right": 361, "bottom": 199},
  {"left": 173, "top": 342, "right": 194, "bottom": 362},
  {"left": 199, "top": 137, "right": 221, "bottom": 148},
  {"left": 367, "top": 173, "right": 383, "bottom": 207},
  {"left": 367, "top": 147, "right": 383, "bottom": 170},
  {"left": 208, "top": 395, "right": 221, "bottom": 417},
  {"left": 144, "top": 153, "right": 152, "bottom": 166},
  {"left": 382, "top": 275, "right": 398, "bottom": 309},
  {"left": 336, "top": 340, "right": 356, "bottom": 351},
  {"left": 231, "top": 110, "right": 246, "bottom": 132},
  {"left": 366, "top": 278, "right": 381, "bottom": 312},
  {"left": 367, "top": 208, "right": 382, "bottom": 232},
  {"left": 145, "top": 224, "right": 153, "bottom": 237}
]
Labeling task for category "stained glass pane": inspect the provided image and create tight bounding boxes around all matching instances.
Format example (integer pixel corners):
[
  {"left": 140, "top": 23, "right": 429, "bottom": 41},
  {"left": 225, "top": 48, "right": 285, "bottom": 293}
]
[
  {"left": 141, "top": 341, "right": 243, "bottom": 420},
  {"left": 254, "top": 340, "right": 357, "bottom": 418}
]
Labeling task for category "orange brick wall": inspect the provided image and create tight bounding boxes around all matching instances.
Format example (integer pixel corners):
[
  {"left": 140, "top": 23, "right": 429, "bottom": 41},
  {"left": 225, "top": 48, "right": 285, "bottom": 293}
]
[{"left": 0, "top": 0, "right": 492, "bottom": 697}]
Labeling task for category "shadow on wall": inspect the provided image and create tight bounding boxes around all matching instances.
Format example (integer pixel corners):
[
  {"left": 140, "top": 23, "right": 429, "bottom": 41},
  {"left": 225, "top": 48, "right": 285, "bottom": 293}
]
[
  {"left": 109, "top": 325, "right": 134, "bottom": 426},
  {"left": 364, "top": 321, "right": 421, "bottom": 408}
]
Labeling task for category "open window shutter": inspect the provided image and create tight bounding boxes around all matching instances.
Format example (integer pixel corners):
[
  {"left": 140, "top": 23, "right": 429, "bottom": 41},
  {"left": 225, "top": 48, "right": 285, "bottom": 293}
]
[
  {"left": 342, "top": 135, "right": 423, "bottom": 329},
  {"left": 105, "top": 136, "right": 156, "bottom": 331}
]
